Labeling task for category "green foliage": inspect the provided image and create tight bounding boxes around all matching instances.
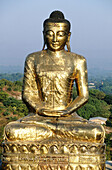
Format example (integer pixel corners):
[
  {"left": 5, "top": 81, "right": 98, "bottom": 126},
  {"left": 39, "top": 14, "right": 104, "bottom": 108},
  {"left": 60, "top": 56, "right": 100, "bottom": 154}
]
[
  {"left": 104, "top": 95, "right": 112, "bottom": 105},
  {"left": 3, "top": 111, "right": 10, "bottom": 116},
  {"left": 2, "top": 97, "right": 28, "bottom": 116},
  {"left": 89, "top": 89, "right": 105, "bottom": 100},
  {"left": 0, "top": 126, "right": 4, "bottom": 157},
  {"left": 8, "top": 116, "right": 18, "bottom": 121},
  {"left": 7, "top": 87, "right": 12, "bottom": 91},
  {"left": 17, "top": 104, "right": 28, "bottom": 113},
  {"left": 0, "top": 79, "right": 13, "bottom": 87},
  {"left": 13, "top": 111, "right": 18, "bottom": 115},
  {"left": 0, "top": 126, "right": 4, "bottom": 138},
  {"left": 77, "top": 104, "right": 96, "bottom": 120},
  {"left": 0, "top": 79, "right": 22, "bottom": 92},
  {"left": 0, "top": 79, "right": 28, "bottom": 118},
  {"left": 3, "top": 97, "right": 18, "bottom": 107},
  {"left": 72, "top": 86, "right": 77, "bottom": 99},
  {"left": 89, "top": 97, "right": 110, "bottom": 118},
  {"left": 13, "top": 88, "right": 18, "bottom": 91},
  {"left": 17, "top": 112, "right": 26, "bottom": 117},
  {"left": 14, "top": 81, "right": 22, "bottom": 86},
  {"left": 0, "top": 91, "right": 9, "bottom": 102},
  {"left": 13, "top": 81, "right": 22, "bottom": 91},
  {"left": 105, "top": 133, "right": 112, "bottom": 160},
  {"left": 106, "top": 120, "right": 112, "bottom": 127},
  {"left": 101, "top": 86, "right": 112, "bottom": 94},
  {"left": 0, "top": 103, "right": 5, "bottom": 109},
  {"left": 77, "top": 89, "right": 111, "bottom": 119}
]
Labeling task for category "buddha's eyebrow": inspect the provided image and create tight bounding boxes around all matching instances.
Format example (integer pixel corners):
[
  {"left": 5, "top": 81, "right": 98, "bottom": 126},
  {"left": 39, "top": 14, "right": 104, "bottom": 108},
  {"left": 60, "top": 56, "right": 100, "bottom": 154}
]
[
  {"left": 43, "top": 30, "right": 53, "bottom": 34},
  {"left": 57, "top": 31, "right": 68, "bottom": 34},
  {"left": 45, "top": 30, "right": 54, "bottom": 33}
]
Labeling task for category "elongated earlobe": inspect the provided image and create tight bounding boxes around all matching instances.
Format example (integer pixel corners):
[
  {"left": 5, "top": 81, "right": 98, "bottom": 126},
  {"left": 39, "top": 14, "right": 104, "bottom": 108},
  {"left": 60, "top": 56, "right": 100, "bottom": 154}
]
[
  {"left": 66, "top": 41, "right": 71, "bottom": 52},
  {"left": 66, "top": 32, "right": 71, "bottom": 52},
  {"left": 42, "top": 31, "right": 46, "bottom": 50},
  {"left": 42, "top": 42, "right": 46, "bottom": 50}
]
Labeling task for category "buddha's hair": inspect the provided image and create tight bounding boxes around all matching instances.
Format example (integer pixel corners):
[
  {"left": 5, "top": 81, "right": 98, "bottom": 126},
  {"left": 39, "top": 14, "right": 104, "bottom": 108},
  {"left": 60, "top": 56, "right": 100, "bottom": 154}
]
[{"left": 43, "top": 10, "right": 71, "bottom": 31}]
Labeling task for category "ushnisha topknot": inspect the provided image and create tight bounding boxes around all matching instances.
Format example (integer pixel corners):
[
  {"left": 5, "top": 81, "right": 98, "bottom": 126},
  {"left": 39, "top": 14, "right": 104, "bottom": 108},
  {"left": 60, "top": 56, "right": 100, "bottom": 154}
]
[
  {"left": 49, "top": 10, "right": 65, "bottom": 19},
  {"left": 43, "top": 10, "right": 71, "bottom": 31}
]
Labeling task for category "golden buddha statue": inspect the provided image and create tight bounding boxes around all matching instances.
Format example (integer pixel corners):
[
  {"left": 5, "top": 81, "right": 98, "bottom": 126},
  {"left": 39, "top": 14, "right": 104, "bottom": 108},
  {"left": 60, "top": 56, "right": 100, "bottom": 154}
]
[{"left": 2, "top": 11, "right": 106, "bottom": 170}]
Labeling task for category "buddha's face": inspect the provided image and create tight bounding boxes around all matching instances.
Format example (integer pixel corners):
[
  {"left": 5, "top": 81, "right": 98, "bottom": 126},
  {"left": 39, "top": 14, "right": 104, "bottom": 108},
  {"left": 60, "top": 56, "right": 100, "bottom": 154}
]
[{"left": 44, "top": 22, "right": 70, "bottom": 51}]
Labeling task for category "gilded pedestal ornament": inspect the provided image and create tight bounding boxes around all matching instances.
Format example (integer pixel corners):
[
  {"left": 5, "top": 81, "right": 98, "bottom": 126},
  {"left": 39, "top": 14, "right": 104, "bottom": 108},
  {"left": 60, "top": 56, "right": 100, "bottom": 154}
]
[{"left": 2, "top": 11, "right": 106, "bottom": 170}]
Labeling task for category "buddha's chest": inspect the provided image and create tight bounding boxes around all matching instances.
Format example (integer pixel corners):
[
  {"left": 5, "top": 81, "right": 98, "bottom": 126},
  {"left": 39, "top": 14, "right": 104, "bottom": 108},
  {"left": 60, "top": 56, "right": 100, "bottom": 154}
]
[
  {"left": 35, "top": 65, "right": 75, "bottom": 88},
  {"left": 34, "top": 55, "right": 76, "bottom": 108},
  {"left": 35, "top": 55, "right": 75, "bottom": 79}
]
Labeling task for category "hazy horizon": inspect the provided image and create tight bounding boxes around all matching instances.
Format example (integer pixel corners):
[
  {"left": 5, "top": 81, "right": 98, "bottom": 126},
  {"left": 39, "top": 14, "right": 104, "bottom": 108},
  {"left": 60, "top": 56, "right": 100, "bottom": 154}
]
[{"left": 0, "top": 0, "right": 112, "bottom": 70}]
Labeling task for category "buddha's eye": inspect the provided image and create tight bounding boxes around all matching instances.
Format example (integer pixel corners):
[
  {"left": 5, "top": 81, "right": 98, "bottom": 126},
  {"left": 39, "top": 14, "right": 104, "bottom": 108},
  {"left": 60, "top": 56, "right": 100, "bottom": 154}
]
[
  {"left": 46, "top": 31, "right": 54, "bottom": 37},
  {"left": 57, "top": 31, "right": 66, "bottom": 37}
]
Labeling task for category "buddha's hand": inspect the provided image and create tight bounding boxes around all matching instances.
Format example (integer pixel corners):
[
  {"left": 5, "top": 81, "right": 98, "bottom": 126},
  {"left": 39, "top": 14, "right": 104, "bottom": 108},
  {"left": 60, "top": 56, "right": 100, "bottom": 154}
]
[
  {"left": 37, "top": 108, "right": 71, "bottom": 117},
  {"left": 57, "top": 109, "right": 72, "bottom": 116}
]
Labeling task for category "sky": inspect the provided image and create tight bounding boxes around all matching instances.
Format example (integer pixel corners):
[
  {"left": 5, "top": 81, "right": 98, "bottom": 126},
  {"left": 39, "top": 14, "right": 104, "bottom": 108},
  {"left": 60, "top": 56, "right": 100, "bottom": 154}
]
[{"left": 0, "top": 0, "right": 112, "bottom": 72}]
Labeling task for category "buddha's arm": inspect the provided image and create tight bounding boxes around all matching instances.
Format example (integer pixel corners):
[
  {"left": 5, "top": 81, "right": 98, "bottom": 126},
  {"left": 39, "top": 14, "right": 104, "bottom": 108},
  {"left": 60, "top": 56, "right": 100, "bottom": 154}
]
[
  {"left": 22, "top": 55, "right": 44, "bottom": 112},
  {"left": 66, "top": 57, "right": 89, "bottom": 114}
]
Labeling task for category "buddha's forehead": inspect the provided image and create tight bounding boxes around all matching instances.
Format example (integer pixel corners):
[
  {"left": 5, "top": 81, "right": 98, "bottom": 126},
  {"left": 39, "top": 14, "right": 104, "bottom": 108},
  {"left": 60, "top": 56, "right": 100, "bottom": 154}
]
[{"left": 44, "top": 22, "right": 69, "bottom": 32}]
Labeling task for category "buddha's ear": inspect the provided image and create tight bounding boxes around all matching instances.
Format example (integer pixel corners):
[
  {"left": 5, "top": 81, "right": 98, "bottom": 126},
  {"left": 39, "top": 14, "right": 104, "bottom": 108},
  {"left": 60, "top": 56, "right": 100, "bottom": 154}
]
[
  {"left": 66, "top": 32, "right": 71, "bottom": 52},
  {"left": 68, "top": 32, "right": 71, "bottom": 41},
  {"left": 42, "top": 31, "right": 46, "bottom": 50}
]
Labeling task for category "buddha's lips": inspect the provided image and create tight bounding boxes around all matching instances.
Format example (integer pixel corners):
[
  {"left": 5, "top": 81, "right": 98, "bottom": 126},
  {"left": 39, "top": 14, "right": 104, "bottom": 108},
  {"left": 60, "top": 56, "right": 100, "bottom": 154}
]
[{"left": 52, "top": 43, "right": 59, "bottom": 47}]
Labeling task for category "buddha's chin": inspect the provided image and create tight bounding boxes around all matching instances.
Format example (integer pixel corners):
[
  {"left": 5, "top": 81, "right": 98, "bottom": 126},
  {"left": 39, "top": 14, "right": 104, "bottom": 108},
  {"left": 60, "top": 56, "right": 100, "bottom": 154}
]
[{"left": 50, "top": 45, "right": 61, "bottom": 51}]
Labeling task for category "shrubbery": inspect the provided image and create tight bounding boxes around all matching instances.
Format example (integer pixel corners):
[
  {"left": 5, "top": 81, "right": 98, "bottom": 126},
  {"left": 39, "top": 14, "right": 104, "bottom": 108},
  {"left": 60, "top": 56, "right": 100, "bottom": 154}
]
[
  {"left": 72, "top": 88, "right": 111, "bottom": 120},
  {"left": 3, "top": 111, "right": 10, "bottom": 116},
  {"left": 8, "top": 116, "right": 18, "bottom": 121}
]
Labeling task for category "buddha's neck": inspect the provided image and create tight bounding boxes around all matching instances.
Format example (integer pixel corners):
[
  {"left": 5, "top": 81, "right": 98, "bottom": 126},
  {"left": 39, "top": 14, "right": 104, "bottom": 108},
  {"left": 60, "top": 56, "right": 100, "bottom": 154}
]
[{"left": 47, "top": 49, "right": 66, "bottom": 58}]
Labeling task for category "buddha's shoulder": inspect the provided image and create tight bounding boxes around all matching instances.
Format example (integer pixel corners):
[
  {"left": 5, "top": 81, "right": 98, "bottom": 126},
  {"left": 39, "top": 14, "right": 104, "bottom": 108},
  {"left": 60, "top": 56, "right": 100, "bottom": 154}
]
[
  {"left": 67, "top": 51, "right": 86, "bottom": 61},
  {"left": 25, "top": 50, "right": 45, "bottom": 61}
]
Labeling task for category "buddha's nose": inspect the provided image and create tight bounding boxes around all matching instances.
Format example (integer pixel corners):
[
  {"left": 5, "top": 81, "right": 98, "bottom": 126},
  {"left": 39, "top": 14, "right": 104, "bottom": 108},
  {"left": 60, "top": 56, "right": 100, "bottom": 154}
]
[{"left": 53, "top": 33, "right": 57, "bottom": 42}]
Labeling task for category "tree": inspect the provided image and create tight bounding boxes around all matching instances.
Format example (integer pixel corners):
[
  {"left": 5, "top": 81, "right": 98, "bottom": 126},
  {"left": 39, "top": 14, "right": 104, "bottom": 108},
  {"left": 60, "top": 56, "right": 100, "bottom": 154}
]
[
  {"left": 3, "top": 111, "right": 10, "bottom": 116},
  {"left": 76, "top": 89, "right": 111, "bottom": 119},
  {"left": 77, "top": 104, "right": 96, "bottom": 119},
  {"left": 104, "top": 95, "right": 112, "bottom": 105},
  {"left": 89, "top": 89, "right": 105, "bottom": 100},
  {"left": 105, "top": 133, "right": 112, "bottom": 160},
  {"left": 0, "top": 91, "right": 9, "bottom": 102}
]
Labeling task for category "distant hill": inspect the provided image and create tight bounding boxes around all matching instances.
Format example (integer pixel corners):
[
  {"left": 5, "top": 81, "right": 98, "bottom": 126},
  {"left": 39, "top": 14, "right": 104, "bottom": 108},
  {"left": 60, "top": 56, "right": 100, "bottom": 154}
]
[
  {"left": 0, "top": 65, "right": 112, "bottom": 79},
  {"left": 0, "top": 73, "right": 23, "bottom": 82},
  {"left": 88, "top": 67, "right": 112, "bottom": 79},
  {"left": 0, "top": 65, "right": 23, "bottom": 73}
]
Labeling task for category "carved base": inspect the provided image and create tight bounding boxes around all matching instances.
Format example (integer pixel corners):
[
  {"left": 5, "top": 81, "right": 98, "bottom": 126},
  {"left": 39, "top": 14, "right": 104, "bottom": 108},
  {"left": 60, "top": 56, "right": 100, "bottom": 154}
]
[
  {"left": 2, "top": 138, "right": 106, "bottom": 170},
  {"left": 2, "top": 164, "right": 105, "bottom": 170}
]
